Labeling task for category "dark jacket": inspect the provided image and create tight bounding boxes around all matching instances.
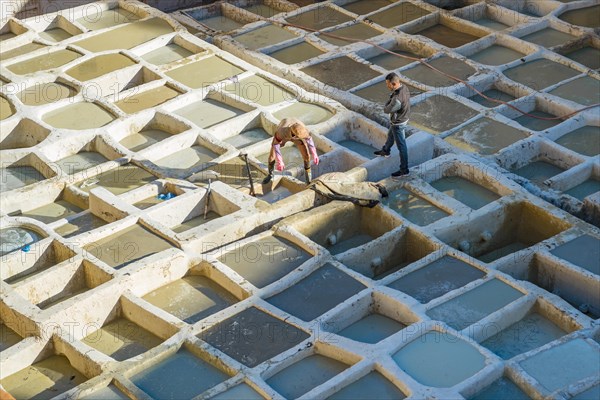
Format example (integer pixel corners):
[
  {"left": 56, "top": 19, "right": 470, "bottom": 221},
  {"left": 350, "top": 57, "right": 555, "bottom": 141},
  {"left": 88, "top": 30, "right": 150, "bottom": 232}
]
[{"left": 384, "top": 85, "right": 410, "bottom": 124}]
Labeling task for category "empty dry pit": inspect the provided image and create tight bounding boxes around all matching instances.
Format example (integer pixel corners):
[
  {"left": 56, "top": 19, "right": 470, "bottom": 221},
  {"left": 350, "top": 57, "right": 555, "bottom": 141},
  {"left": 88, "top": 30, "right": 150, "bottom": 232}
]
[
  {"left": 336, "top": 227, "right": 438, "bottom": 280},
  {"left": 2, "top": 239, "right": 76, "bottom": 284},
  {"left": 290, "top": 202, "right": 399, "bottom": 255},
  {"left": 501, "top": 253, "right": 600, "bottom": 319},
  {"left": 13, "top": 260, "right": 111, "bottom": 310},
  {"left": 480, "top": 300, "right": 578, "bottom": 360},
  {"left": 435, "top": 201, "right": 571, "bottom": 263}
]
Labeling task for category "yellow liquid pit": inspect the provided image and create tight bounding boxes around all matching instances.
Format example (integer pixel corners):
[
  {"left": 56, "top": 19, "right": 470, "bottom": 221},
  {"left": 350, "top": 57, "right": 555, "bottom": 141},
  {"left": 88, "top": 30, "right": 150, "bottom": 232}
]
[
  {"left": 166, "top": 56, "right": 244, "bottom": 89},
  {"left": 7, "top": 48, "right": 81, "bottom": 75},
  {"left": 320, "top": 23, "right": 382, "bottom": 47},
  {"left": 234, "top": 25, "right": 297, "bottom": 50},
  {"left": 155, "top": 145, "right": 218, "bottom": 170},
  {"left": 269, "top": 41, "right": 325, "bottom": 65},
  {"left": 0, "top": 323, "right": 21, "bottom": 351},
  {"left": 445, "top": 117, "right": 530, "bottom": 155},
  {"left": 78, "top": 164, "right": 155, "bottom": 195},
  {"left": 115, "top": 85, "right": 180, "bottom": 114},
  {"left": 142, "top": 275, "right": 237, "bottom": 323},
  {"left": 43, "top": 102, "right": 115, "bottom": 130},
  {"left": 81, "top": 317, "right": 162, "bottom": 361},
  {"left": 302, "top": 57, "right": 380, "bottom": 91},
  {"left": 0, "top": 355, "right": 87, "bottom": 400},
  {"left": 84, "top": 224, "right": 172, "bottom": 268},
  {"left": 273, "top": 102, "right": 334, "bottom": 125},
  {"left": 76, "top": 8, "right": 140, "bottom": 30},
  {"left": 73, "top": 18, "right": 174, "bottom": 52},
  {"left": 120, "top": 128, "right": 172, "bottom": 152},
  {"left": 342, "top": 0, "right": 394, "bottom": 15},
  {"left": 174, "top": 99, "right": 245, "bottom": 129},
  {"left": 0, "top": 42, "right": 46, "bottom": 60},
  {"left": 39, "top": 27, "right": 72, "bottom": 42},
  {"left": 21, "top": 199, "right": 83, "bottom": 224},
  {"left": 286, "top": 7, "right": 353, "bottom": 31},
  {"left": 141, "top": 43, "right": 194, "bottom": 65},
  {"left": 0, "top": 97, "right": 14, "bottom": 120},
  {"left": 225, "top": 74, "right": 292, "bottom": 106},
  {"left": 17, "top": 82, "right": 77, "bottom": 106},
  {"left": 66, "top": 53, "right": 136, "bottom": 81},
  {"left": 368, "top": 2, "right": 430, "bottom": 28},
  {"left": 417, "top": 24, "right": 480, "bottom": 48}
]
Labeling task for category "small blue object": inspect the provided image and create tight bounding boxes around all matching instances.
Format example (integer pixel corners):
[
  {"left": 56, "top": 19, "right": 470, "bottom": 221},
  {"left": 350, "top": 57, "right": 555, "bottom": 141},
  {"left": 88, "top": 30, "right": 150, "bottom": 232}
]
[
  {"left": 22, "top": 244, "right": 31, "bottom": 252},
  {"left": 158, "top": 193, "right": 166, "bottom": 200},
  {"left": 165, "top": 192, "right": 175, "bottom": 199}
]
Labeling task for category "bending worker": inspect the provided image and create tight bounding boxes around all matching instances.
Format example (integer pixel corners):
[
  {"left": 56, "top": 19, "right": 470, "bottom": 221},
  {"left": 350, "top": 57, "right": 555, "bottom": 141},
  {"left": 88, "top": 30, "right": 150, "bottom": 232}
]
[
  {"left": 374, "top": 72, "right": 410, "bottom": 177},
  {"left": 262, "top": 117, "right": 320, "bottom": 185}
]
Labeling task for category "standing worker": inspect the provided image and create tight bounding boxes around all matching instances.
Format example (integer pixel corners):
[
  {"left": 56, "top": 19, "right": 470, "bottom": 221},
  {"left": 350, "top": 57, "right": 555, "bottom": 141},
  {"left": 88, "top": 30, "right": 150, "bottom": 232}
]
[
  {"left": 374, "top": 72, "right": 410, "bottom": 177},
  {"left": 262, "top": 117, "right": 320, "bottom": 185}
]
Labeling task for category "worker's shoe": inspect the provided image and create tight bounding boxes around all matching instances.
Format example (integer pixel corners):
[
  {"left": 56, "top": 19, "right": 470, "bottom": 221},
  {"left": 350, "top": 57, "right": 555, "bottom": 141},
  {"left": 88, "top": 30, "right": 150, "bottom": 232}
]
[
  {"left": 262, "top": 161, "right": 275, "bottom": 184},
  {"left": 304, "top": 168, "right": 312, "bottom": 185},
  {"left": 262, "top": 174, "right": 273, "bottom": 185},
  {"left": 391, "top": 169, "right": 409, "bottom": 177},
  {"left": 374, "top": 150, "right": 391, "bottom": 157}
]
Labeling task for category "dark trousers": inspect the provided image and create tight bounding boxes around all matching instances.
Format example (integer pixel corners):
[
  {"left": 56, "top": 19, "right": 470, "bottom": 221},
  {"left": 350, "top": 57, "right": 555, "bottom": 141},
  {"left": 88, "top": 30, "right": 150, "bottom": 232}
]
[{"left": 383, "top": 123, "right": 409, "bottom": 173}]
